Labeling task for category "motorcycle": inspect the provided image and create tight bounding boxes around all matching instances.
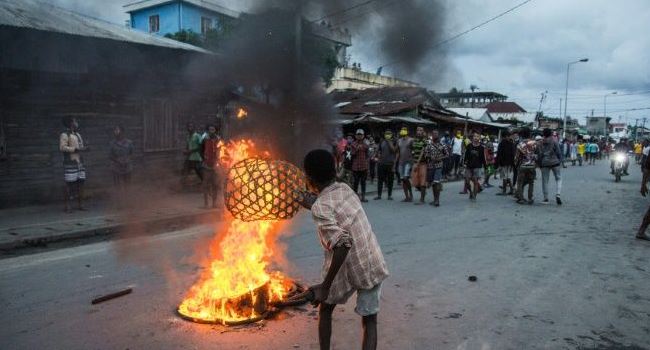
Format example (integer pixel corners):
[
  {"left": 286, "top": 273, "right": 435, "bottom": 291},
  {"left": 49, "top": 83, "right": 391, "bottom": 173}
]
[{"left": 612, "top": 151, "right": 628, "bottom": 182}]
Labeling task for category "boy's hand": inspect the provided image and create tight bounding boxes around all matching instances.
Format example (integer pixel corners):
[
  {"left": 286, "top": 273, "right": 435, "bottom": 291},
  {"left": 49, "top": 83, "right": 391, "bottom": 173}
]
[
  {"left": 295, "top": 190, "right": 317, "bottom": 210},
  {"left": 308, "top": 283, "right": 330, "bottom": 307}
]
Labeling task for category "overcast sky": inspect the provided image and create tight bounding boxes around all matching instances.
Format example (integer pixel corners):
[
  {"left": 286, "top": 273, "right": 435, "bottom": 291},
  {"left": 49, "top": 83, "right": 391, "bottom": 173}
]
[{"left": 49, "top": 0, "right": 650, "bottom": 124}]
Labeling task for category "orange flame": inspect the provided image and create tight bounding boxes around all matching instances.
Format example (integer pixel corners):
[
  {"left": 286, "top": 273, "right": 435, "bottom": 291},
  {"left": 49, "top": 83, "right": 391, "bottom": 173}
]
[
  {"left": 236, "top": 108, "right": 248, "bottom": 119},
  {"left": 178, "top": 140, "right": 292, "bottom": 324}
]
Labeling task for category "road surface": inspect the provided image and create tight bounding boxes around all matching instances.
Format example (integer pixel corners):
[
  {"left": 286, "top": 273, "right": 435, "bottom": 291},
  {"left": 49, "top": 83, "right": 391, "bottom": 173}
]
[{"left": 1, "top": 161, "right": 649, "bottom": 349}]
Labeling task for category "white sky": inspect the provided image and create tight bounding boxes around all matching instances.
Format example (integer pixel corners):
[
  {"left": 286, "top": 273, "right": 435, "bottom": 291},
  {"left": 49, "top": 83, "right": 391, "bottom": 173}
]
[{"left": 49, "top": 0, "right": 650, "bottom": 124}]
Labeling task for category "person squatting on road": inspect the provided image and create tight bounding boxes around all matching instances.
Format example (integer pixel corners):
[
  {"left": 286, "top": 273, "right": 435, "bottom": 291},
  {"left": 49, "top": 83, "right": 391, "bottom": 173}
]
[
  {"left": 299, "top": 149, "right": 389, "bottom": 350},
  {"left": 423, "top": 130, "right": 449, "bottom": 206},
  {"left": 463, "top": 131, "right": 486, "bottom": 200},
  {"left": 374, "top": 130, "right": 397, "bottom": 200},
  {"left": 496, "top": 130, "right": 516, "bottom": 196},
  {"left": 538, "top": 128, "right": 563, "bottom": 205},
  {"left": 351, "top": 129, "right": 370, "bottom": 202},
  {"left": 396, "top": 127, "right": 414, "bottom": 202},
  {"left": 411, "top": 126, "right": 429, "bottom": 205},
  {"left": 515, "top": 128, "right": 537, "bottom": 205},
  {"left": 60, "top": 116, "right": 89, "bottom": 213}
]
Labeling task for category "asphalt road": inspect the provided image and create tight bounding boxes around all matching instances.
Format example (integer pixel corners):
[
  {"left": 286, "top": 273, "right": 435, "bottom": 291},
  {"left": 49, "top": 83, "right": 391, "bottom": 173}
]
[{"left": 1, "top": 161, "right": 649, "bottom": 350}]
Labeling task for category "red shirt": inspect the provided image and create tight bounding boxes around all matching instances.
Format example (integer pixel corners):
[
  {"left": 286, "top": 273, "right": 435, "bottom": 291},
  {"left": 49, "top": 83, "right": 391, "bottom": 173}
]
[{"left": 203, "top": 137, "right": 221, "bottom": 168}]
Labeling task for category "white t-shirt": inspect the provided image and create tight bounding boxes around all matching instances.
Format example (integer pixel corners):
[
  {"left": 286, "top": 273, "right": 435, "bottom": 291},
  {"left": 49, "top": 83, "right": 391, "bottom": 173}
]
[
  {"left": 643, "top": 146, "right": 650, "bottom": 156},
  {"left": 452, "top": 137, "right": 463, "bottom": 155}
]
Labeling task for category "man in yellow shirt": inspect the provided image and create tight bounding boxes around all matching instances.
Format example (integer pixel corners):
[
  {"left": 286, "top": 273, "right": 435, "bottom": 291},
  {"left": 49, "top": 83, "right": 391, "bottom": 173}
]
[
  {"left": 577, "top": 139, "right": 586, "bottom": 166},
  {"left": 634, "top": 142, "right": 643, "bottom": 164}
]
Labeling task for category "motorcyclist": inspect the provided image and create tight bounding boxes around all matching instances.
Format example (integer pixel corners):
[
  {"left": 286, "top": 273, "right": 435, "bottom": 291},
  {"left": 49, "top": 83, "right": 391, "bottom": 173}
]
[{"left": 611, "top": 137, "right": 631, "bottom": 175}]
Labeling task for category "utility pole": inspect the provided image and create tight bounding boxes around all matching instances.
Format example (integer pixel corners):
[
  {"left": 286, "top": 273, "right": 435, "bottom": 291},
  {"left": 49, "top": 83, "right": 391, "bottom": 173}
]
[
  {"left": 636, "top": 117, "right": 646, "bottom": 139},
  {"left": 563, "top": 58, "right": 589, "bottom": 139}
]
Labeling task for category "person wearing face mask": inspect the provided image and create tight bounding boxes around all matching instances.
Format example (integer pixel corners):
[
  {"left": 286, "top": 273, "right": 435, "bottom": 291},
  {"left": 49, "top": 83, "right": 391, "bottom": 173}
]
[
  {"left": 411, "top": 126, "right": 428, "bottom": 204},
  {"left": 374, "top": 130, "right": 397, "bottom": 200},
  {"left": 396, "top": 127, "right": 414, "bottom": 202}
]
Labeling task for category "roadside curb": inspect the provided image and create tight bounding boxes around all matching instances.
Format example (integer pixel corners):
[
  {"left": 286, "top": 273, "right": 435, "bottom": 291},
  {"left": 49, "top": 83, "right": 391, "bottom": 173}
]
[{"left": 0, "top": 210, "right": 220, "bottom": 252}]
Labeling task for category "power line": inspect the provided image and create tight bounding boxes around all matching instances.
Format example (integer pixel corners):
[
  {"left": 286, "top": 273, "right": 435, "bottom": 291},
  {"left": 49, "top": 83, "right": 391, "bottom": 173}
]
[
  {"left": 311, "top": 0, "right": 380, "bottom": 23},
  {"left": 542, "top": 90, "right": 650, "bottom": 98},
  {"left": 378, "top": 0, "right": 535, "bottom": 70},
  {"left": 331, "top": 0, "right": 400, "bottom": 26}
]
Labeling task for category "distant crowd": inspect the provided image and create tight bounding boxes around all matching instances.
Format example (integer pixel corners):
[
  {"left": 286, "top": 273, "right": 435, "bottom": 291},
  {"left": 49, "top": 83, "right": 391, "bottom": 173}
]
[{"left": 331, "top": 125, "right": 643, "bottom": 207}]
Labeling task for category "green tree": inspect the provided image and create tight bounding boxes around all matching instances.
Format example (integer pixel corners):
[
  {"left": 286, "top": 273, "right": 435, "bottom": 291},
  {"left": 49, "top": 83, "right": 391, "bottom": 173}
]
[{"left": 164, "top": 30, "right": 203, "bottom": 47}]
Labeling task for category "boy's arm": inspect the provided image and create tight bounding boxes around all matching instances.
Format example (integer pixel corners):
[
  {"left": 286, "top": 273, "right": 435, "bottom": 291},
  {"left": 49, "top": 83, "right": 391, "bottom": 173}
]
[
  {"left": 311, "top": 245, "right": 350, "bottom": 305},
  {"left": 59, "top": 133, "right": 75, "bottom": 153}
]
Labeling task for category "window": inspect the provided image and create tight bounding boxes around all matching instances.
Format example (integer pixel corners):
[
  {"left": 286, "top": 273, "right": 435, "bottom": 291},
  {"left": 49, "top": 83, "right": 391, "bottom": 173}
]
[
  {"left": 201, "top": 17, "right": 212, "bottom": 34},
  {"left": 149, "top": 15, "right": 160, "bottom": 33},
  {"left": 143, "top": 99, "right": 178, "bottom": 152}
]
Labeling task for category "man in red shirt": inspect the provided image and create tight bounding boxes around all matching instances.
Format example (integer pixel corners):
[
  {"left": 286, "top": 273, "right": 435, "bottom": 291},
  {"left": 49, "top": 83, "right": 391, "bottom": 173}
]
[
  {"left": 202, "top": 125, "right": 221, "bottom": 208},
  {"left": 351, "top": 129, "right": 370, "bottom": 202}
]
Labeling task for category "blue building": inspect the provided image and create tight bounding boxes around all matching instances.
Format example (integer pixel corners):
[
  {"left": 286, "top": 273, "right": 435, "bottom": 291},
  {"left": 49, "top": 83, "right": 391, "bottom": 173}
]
[{"left": 124, "top": 0, "right": 239, "bottom": 37}]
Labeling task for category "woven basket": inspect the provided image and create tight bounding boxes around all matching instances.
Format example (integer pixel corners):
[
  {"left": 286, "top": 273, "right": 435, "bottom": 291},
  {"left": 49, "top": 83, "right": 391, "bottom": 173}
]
[{"left": 224, "top": 158, "right": 306, "bottom": 221}]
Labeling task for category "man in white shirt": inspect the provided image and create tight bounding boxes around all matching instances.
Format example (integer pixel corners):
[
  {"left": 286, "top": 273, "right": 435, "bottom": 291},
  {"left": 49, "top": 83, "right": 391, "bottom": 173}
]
[{"left": 450, "top": 132, "right": 463, "bottom": 178}]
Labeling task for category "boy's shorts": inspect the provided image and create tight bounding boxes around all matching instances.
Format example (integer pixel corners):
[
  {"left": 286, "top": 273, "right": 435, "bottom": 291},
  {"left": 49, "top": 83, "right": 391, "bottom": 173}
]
[
  {"left": 464, "top": 167, "right": 483, "bottom": 180},
  {"left": 398, "top": 162, "right": 412, "bottom": 179},
  {"left": 337, "top": 282, "right": 383, "bottom": 316},
  {"left": 499, "top": 165, "right": 513, "bottom": 179},
  {"left": 426, "top": 167, "right": 443, "bottom": 184}
]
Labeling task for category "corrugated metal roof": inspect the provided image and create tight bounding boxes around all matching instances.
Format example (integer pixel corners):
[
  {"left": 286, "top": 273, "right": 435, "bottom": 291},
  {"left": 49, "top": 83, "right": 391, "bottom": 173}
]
[
  {"left": 0, "top": 0, "right": 209, "bottom": 53},
  {"left": 485, "top": 101, "right": 527, "bottom": 113},
  {"left": 330, "top": 87, "right": 443, "bottom": 116},
  {"left": 447, "top": 108, "right": 490, "bottom": 121}
]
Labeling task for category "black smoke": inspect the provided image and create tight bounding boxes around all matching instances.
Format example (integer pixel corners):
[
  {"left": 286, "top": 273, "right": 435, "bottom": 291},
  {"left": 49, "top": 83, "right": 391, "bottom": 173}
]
[{"left": 205, "top": 0, "right": 447, "bottom": 159}]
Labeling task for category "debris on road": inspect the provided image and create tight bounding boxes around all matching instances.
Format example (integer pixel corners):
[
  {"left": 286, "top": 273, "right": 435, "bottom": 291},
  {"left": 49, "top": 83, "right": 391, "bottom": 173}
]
[
  {"left": 91, "top": 288, "right": 133, "bottom": 305},
  {"left": 468, "top": 275, "right": 477, "bottom": 282}
]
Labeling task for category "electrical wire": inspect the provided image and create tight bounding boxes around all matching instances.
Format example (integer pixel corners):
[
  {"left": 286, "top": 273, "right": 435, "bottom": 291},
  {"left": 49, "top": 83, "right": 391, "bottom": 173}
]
[{"left": 310, "top": 0, "right": 380, "bottom": 23}]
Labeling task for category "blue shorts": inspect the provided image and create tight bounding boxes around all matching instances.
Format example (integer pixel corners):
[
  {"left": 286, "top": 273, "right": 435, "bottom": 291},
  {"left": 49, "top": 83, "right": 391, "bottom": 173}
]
[
  {"left": 426, "top": 167, "right": 443, "bottom": 184},
  {"left": 398, "top": 162, "right": 412, "bottom": 179}
]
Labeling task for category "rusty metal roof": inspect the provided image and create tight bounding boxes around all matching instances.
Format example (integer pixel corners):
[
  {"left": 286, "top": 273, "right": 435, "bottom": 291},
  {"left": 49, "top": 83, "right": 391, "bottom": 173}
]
[{"left": 330, "top": 87, "right": 444, "bottom": 116}]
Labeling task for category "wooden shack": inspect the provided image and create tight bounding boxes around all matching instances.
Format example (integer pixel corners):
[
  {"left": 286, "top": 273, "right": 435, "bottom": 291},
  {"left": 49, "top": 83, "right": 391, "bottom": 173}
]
[{"left": 0, "top": 0, "right": 231, "bottom": 207}]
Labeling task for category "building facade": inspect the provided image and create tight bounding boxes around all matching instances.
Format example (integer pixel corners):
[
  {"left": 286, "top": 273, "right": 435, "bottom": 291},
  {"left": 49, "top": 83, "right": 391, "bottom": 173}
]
[
  {"left": 586, "top": 116, "right": 611, "bottom": 136},
  {"left": 124, "top": 0, "right": 239, "bottom": 36},
  {"left": 327, "top": 67, "right": 419, "bottom": 93},
  {"left": 435, "top": 91, "right": 507, "bottom": 108}
]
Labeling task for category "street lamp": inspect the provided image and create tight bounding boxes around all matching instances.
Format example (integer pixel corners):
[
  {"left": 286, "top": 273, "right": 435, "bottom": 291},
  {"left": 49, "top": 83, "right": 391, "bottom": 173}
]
[
  {"left": 604, "top": 91, "right": 617, "bottom": 140},
  {"left": 562, "top": 58, "right": 589, "bottom": 139}
]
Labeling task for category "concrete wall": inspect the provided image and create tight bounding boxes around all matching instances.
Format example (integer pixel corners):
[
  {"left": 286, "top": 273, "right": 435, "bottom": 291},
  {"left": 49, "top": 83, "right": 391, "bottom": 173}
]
[
  {"left": 130, "top": 1, "right": 180, "bottom": 36},
  {"left": 327, "top": 68, "right": 418, "bottom": 92}
]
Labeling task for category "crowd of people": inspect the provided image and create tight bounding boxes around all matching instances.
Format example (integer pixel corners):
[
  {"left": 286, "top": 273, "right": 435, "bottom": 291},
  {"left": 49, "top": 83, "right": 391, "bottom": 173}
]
[
  {"left": 330, "top": 125, "right": 643, "bottom": 208},
  {"left": 58, "top": 118, "right": 223, "bottom": 212}
]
